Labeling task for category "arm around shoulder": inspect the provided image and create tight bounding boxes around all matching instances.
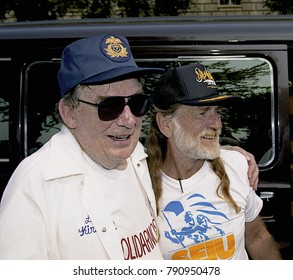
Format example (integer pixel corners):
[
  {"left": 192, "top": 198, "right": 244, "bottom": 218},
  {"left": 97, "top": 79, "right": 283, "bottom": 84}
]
[{"left": 222, "top": 145, "right": 259, "bottom": 190}]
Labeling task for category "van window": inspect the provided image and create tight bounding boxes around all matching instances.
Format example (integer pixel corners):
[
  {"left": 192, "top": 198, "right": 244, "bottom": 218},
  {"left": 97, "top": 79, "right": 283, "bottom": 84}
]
[
  {"left": 0, "top": 97, "right": 9, "bottom": 163},
  {"left": 137, "top": 57, "right": 274, "bottom": 166},
  {"left": 0, "top": 59, "right": 13, "bottom": 163},
  {"left": 24, "top": 56, "right": 274, "bottom": 166},
  {"left": 24, "top": 61, "right": 61, "bottom": 157}
]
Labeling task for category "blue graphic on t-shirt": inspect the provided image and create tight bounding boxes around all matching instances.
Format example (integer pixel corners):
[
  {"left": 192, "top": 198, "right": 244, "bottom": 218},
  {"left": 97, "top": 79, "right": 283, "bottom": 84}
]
[{"left": 162, "top": 193, "right": 230, "bottom": 248}]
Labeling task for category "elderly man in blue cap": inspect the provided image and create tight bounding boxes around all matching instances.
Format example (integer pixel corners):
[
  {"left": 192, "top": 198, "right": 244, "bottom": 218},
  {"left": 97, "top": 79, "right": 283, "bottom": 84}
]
[
  {"left": 0, "top": 35, "right": 258, "bottom": 260},
  {"left": 0, "top": 34, "right": 164, "bottom": 260}
]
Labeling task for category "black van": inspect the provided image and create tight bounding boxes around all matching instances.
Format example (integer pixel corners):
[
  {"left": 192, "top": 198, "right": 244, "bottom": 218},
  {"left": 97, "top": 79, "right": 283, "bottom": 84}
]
[{"left": 0, "top": 15, "right": 292, "bottom": 259}]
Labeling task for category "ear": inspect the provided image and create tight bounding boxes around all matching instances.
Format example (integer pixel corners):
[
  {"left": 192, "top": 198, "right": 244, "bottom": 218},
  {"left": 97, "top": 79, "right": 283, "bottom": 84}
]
[
  {"left": 156, "top": 112, "right": 173, "bottom": 138},
  {"left": 58, "top": 99, "right": 76, "bottom": 129}
]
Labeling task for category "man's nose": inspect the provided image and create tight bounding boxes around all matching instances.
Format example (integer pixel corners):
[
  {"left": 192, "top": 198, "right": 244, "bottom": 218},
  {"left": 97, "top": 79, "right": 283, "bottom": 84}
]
[
  {"left": 116, "top": 105, "right": 136, "bottom": 126},
  {"left": 207, "top": 111, "right": 222, "bottom": 129}
]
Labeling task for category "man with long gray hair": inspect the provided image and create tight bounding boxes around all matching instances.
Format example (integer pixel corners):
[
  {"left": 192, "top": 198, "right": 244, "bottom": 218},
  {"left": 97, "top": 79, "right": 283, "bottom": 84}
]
[{"left": 146, "top": 63, "right": 281, "bottom": 260}]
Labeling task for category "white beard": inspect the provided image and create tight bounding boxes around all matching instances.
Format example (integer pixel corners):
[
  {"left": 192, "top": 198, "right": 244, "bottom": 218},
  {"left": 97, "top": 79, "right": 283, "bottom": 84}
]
[{"left": 172, "top": 119, "right": 221, "bottom": 160}]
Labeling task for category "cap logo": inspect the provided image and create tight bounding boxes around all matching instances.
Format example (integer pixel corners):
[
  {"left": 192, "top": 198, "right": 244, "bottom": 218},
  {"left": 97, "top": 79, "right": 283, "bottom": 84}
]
[
  {"left": 194, "top": 67, "right": 217, "bottom": 88},
  {"left": 104, "top": 36, "right": 128, "bottom": 59}
]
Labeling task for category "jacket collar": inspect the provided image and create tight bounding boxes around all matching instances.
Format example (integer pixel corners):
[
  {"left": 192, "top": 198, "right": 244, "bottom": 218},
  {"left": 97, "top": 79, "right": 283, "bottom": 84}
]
[{"left": 45, "top": 125, "right": 148, "bottom": 181}]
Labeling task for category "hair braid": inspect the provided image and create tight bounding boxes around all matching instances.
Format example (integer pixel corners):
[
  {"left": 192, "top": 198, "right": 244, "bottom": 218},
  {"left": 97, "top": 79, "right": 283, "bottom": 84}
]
[
  {"left": 211, "top": 157, "right": 240, "bottom": 213},
  {"left": 146, "top": 111, "right": 167, "bottom": 211}
]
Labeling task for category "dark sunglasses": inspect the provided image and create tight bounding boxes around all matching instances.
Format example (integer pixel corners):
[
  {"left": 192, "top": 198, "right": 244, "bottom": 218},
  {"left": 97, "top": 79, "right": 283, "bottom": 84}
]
[{"left": 77, "top": 94, "right": 151, "bottom": 121}]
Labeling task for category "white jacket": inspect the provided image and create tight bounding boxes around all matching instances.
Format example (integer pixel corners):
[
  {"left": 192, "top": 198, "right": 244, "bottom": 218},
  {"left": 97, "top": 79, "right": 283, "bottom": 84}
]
[{"left": 0, "top": 125, "right": 158, "bottom": 259}]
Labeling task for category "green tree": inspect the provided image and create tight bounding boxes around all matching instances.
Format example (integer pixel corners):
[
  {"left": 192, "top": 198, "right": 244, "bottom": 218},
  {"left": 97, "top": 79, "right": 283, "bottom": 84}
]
[
  {"left": 0, "top": 0, "right": 191, "bottom": 22},
  {"left": 13, "top": 0, "right": 55, "bottom": 21},
  {"left": 154, "top": 0, "right": 190, "bottom": 16},
  {"left": 0, "top": 0, "right": 92, "bottom": 21},
  {"left": 264, "top": 0, "right": 293, "bottom": 14},
  {"left": 117, "top": 0, "right": 151, "bottom": 17},
  {"left": 0, "top": 0, "right": 10, "bottom": 20},
  {"left": 82, "top": 0, "right": 112, "bottom": 18}
]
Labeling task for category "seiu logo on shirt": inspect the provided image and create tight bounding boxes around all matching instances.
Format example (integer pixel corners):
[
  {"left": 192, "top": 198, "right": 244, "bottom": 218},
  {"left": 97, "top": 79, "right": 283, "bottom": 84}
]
[
  {"left": 78, "top": 215, "right": 97, "bottom": 236},
  {"left": 161, "top": 193, "right": 235, "bottom": 259}
]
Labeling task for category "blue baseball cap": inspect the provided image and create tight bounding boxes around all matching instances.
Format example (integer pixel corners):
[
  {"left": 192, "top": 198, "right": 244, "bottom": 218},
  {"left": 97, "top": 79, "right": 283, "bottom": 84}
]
[{"left": 58, "top": 34, "right": 165, "bottom": 96}]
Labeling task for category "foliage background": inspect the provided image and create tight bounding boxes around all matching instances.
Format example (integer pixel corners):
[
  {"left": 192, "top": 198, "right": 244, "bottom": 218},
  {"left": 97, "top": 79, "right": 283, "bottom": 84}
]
[
  {"left": 1, "top": 0, "right": 293, "bottom": 22},
  {"left": 0, "top": 0, "right": 191, "bottom": 21}
]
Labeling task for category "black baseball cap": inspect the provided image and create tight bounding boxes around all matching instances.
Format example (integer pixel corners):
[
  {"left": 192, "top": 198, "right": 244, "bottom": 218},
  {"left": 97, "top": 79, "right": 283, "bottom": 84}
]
[{"left": 153, "top": 63, "right": 243, "bottom": 109}]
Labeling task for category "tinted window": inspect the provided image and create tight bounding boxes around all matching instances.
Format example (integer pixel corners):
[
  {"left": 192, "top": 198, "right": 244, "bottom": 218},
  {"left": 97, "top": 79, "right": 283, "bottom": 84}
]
[
  {"left": 0, "top": 59, "right": 14, "bottom": 163},
  {"left": 138, "top": 57, "right": 274, "bottom": 166},
  {"left": 25, "top": 61, "right": 61, "bottom": 157},
  {"left": 24, "top": 56, "right": 274, "bottom": 166}
]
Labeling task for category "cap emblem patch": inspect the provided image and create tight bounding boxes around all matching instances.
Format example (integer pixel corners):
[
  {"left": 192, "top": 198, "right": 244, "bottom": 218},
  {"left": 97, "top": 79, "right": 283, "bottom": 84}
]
[
  {"left": 194, "top": 67, "right": 217, "bottom": 88},
  {"left": 104, "top": 36, "right": 128, "bottom": 59}
]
